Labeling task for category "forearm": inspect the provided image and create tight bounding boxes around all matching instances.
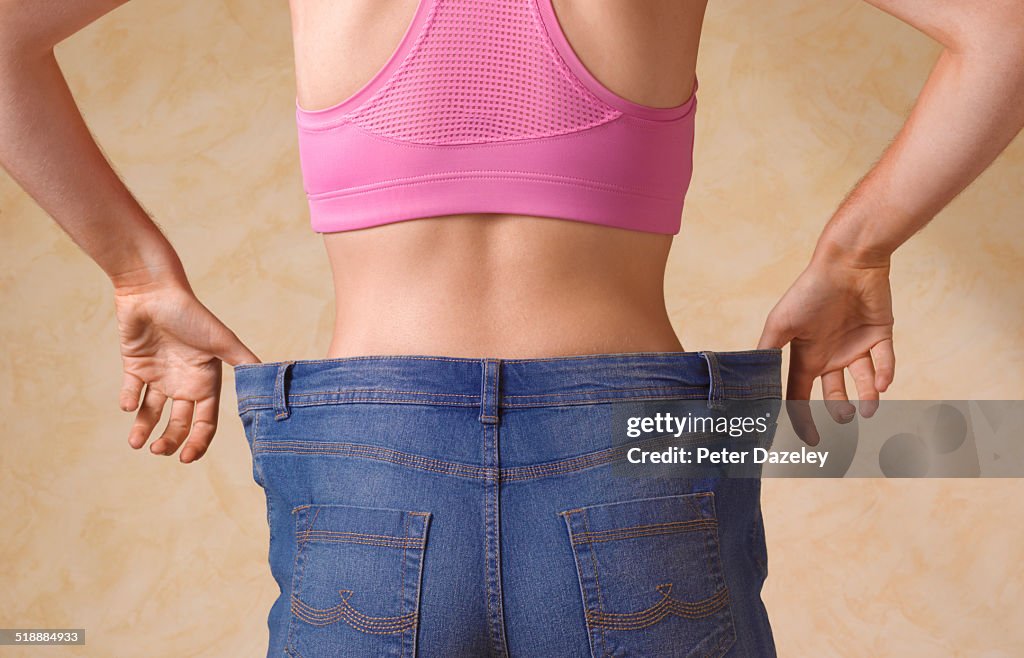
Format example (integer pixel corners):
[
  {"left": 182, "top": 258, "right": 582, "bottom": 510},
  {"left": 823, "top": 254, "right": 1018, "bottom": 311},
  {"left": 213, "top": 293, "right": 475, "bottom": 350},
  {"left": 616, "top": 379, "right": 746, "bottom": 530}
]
[
  {"left": 0, "top": 45, "right": 186, "bottom": 290},
  {"left": 816, "top": 31, "right": 1024, "bottom": 267}
]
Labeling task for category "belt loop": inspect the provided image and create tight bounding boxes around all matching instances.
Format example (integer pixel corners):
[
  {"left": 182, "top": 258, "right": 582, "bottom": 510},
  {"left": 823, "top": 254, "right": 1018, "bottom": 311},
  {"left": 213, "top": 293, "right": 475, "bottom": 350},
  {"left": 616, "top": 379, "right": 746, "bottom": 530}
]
[
  {"left": 698, "top": 351, "right": 726, "bottom": 410},
  {"left": 273, "top": 361, "right": 296, "bottom": 420},
  {"left": 479, "top": 359, "right": 501, "bottom": 425}
]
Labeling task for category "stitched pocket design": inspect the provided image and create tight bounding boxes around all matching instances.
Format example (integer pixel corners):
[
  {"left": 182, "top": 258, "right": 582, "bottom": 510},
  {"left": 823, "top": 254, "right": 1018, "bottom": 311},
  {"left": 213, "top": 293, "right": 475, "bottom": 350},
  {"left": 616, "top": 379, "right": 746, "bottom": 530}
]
[
  {"left": 560, "top": 492, "right": 736, "bottom": 657},
  {"left": 285, "top": 503, "right": 431, "bottom": 658}
]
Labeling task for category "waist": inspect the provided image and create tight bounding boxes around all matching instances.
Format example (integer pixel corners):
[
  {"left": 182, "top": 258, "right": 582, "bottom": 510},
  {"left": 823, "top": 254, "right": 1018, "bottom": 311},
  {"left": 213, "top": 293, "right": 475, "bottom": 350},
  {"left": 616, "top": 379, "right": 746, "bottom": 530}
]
[
  {"left": 234, "top": 350, "right": 784, "bottom": 417},
  {"left": 322, "top": 214, "right": 681, "bottom": 358}
]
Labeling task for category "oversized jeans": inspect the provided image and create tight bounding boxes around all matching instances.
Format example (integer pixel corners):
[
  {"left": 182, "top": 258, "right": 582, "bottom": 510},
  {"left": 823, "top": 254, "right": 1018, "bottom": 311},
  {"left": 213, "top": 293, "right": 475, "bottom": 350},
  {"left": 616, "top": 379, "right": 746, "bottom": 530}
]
[{"left": 234, "top": 349, "right": 782, "bottom": 657}]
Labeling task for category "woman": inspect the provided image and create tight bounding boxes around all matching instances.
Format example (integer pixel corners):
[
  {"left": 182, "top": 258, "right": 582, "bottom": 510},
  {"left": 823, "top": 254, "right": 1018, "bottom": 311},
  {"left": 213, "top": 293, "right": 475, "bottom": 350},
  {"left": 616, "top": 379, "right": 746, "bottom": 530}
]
[{"left": 2, "top": 1, "right": 1022, "bottom": 656}]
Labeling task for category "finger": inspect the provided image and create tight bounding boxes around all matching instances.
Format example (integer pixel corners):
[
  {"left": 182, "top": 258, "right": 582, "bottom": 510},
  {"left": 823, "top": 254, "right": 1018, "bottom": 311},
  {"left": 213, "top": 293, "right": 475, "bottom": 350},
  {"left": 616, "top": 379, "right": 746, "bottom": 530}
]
[
  {"left": 870, "top": 338, "right": 895, "bottom": 392},
  {"left": 785, "top": 347, "right": 816, "bottom": 402},
  {"left": 848, "top": 356, "right": 879, "bottom": 418},
  {"left": 785, "top": 399, "right": 819, "bottom": 447},
  {"left": 129, "top": 384, "right": 167, "bottom": 450},
  {"left": 180, "top": 395, "right": 219, "bottom": 463},
  {"left": 821, "top": 369, "right": 856, "bottom": 423},
  {"left": 756, "top": 312, "right": 792, "bottom": 350},
  {"left": 120, "top": 371, "right": 144, "bottom": 412},
  {"left": 785, "top": 347, "right": 820, "bottom": 446},
  {"left": 151, "top": 398, "right": 195, "bottom": 456}
]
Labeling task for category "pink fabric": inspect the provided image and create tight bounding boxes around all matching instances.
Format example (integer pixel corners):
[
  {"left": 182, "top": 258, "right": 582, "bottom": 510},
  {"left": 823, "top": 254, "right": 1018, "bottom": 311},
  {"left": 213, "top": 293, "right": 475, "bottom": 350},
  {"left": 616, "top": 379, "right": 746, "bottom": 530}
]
[{"left": 295, "top": 0, "right": 698, "bottom": 235}]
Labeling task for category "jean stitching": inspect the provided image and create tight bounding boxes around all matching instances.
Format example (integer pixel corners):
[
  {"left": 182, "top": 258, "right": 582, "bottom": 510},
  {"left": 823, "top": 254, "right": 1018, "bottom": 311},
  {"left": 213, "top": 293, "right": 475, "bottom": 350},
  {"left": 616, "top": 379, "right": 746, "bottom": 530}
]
[
  {"left": 287, "top": 508, "right": 424, "bottom": 636},
  {"left": 501, "top": 384, "right": 758, "bottom": 399},
  {"left": 253, "top": 431, "right": 729, "bottom": 482},
  {"left": 499, "top": 393, "right": 778, "bottom": 408},
  {"left": 257, "top": 452, "right": 487, "bottom": 479},
  {"left": 254, "top": 441, "right": 490, "bottom": 478},
  {"left": 409, "top": 511, "right": 429, "bottom": 658},
  {"left": 291, "top": 597, "right": 417, "bottom": 632},
  {"left": 483, "top": 424, "right": 496, "bottom": 653},
  {"left": 570, "top": 519, "right": 718, "bottom": 544},
  {"left": 241, "top": 389, "right": 480, "bottom": 401},
  {"left": 493, "top": 360, "right": 499, "bottom": 421},
  {"left": 296, "top": 531, "right": 425, "bottom": 548},
  {"left": 238, "top": 399, "right": 480, "bottom": 414},
  {"left": 294, "top": 606, "right": 416, "bottom": 630},
  {"left": 584, "top": 587, "right": 730, "bottom": 629},
  {"left": 236, "top": 387, "right": 782, "bottom": 413},
  {"left": 577, "top": 511, "right": 608, "bottom": 657},
  {"left": 237, "top": 383, "right": 777, "bottom": 404},
  {"left": 286, "top": 506, "right": 320, "bottom": 651},
  {"left": 400, "top": 512, "right": 409, "bottom": 658},
  {"left": 709, "top": 517, "right": 737, "bottom": 657},
  {"left": 231, "top": 349, "right": 783, "bottom": 371},
  {"left": 299, "top": 398, "right": 478, "bottom": 407}
]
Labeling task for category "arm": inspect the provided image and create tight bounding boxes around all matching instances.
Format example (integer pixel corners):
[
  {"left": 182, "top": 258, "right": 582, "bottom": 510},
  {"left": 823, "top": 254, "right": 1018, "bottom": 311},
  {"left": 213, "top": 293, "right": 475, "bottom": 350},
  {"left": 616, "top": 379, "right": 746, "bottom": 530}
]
[
  {"left": 758, "top": 0, "right": 1024, "bottom": 440},
  {"left": 0, "top": 0, "right": 179, "bottom": 287},
  {"left": 0, "top": 1, "right": 260, "bottom": 462},
  {"left": 820, "top": 0, "right": 1024, "bottom": 261}
]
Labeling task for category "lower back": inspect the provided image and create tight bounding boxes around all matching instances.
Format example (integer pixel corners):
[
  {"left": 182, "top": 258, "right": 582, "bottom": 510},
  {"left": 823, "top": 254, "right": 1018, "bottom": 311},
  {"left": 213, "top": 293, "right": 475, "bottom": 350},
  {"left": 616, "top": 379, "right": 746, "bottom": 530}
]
[{"left": 322, "top": 215, "right": 684, "bottom": 358}]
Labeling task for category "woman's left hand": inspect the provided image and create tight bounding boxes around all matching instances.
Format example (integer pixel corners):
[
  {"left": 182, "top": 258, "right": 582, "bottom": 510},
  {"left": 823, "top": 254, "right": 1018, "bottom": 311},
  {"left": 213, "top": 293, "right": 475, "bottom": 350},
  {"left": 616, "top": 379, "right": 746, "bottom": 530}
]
[{"left": 757, "top": 248, "right": 896, "bottom": 445}]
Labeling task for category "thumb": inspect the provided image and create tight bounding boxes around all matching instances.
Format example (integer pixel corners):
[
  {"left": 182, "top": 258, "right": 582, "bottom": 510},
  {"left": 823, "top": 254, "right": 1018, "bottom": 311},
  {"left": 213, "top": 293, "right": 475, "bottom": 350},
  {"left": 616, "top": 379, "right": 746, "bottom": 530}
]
[
  {"left": 208, "top": 323, "right": 261, "bottom": 366},
  {"left": 757, "top": 312, "right": 793, "bottom": 350}
]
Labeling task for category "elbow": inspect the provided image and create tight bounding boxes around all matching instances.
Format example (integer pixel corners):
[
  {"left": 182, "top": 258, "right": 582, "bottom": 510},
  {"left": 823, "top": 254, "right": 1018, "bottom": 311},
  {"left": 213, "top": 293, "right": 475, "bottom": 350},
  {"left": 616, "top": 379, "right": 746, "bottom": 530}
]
[
  {"left": 0, "top": 34, "right": 39, "bottom": 68},
  {"left": 947, "top": 4, "right": 1024, "bottom": 60},
  {"left": 0, "top": 9, "right": 57, "bottom": 62}
]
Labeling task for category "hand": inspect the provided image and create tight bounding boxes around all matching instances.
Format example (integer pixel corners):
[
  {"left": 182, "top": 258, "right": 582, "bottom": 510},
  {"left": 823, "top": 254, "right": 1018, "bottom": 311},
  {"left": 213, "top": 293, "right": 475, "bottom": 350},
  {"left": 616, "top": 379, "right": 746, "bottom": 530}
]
[
  {"left": 113, "top": 277, "right": 261, "bottom": 463},
  {"left": 757, "top": 247, "right": 895, "bottom": 445}
]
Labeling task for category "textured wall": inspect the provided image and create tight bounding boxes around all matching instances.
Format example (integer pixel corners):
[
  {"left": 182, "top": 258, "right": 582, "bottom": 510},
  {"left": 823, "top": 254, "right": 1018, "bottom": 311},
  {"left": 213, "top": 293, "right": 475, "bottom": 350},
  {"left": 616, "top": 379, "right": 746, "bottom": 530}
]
[{"left": 1, "top": 1, "right": 1021, "bottom": 656}]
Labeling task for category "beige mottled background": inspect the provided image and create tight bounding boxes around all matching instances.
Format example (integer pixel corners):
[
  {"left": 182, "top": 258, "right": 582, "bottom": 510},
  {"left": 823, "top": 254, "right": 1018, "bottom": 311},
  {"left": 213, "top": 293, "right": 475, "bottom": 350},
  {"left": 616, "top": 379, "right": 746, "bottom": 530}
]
[{"left": 2, "top": 1, "right": 1022, "bottom": 656}]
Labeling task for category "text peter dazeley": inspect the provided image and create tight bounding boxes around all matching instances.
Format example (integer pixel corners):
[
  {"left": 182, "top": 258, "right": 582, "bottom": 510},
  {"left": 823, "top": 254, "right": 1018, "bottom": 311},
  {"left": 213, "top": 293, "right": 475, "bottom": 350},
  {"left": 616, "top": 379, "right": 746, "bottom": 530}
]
[{"left": 627, "top": 446, "right": 829, "bottom": 467}]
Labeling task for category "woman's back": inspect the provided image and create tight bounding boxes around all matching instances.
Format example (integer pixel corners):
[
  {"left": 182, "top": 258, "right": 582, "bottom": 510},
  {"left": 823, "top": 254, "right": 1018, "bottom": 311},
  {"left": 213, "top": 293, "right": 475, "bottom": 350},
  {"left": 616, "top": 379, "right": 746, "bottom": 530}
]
[{"left": 290, "top": 0, "right": 708, "bottom": 358}]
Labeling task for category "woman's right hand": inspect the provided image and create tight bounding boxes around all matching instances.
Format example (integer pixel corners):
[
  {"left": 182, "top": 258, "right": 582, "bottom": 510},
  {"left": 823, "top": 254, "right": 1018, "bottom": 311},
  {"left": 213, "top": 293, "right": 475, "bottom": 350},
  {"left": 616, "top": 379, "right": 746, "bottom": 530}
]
[{"left": 113, "top": 275, "right": 261, "bottom": 463}]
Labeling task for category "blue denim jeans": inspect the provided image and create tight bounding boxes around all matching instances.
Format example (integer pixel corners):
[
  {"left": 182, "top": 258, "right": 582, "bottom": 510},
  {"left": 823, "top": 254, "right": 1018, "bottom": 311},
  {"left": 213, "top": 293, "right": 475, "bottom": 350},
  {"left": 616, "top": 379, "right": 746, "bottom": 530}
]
[{"left": 233, "top": 349, "right": 782, "bottom": 658}]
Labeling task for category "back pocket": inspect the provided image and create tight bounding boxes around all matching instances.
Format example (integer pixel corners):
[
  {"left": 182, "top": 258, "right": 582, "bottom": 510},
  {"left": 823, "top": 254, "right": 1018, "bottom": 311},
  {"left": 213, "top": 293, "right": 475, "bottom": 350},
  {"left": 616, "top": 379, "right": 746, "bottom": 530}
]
[
  {"left": 559, "top": 492, "right": 735, "bottom": 658},
  {"left": 286, "top": 503, "right": 431, "bottom": 658}
]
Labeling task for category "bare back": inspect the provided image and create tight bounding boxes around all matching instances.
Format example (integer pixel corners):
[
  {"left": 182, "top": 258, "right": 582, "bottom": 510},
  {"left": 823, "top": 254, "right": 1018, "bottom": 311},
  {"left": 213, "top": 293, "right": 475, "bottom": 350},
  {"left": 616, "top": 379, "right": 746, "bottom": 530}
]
[{"left": 289, "top": 0, "right": 709, "bottom": 358}]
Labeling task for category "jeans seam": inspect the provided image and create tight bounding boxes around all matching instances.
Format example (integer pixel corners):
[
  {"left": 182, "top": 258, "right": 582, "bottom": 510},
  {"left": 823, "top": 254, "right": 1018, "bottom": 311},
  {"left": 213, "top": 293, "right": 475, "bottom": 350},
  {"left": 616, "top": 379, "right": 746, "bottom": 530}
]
[
  {"left": 570, "top": 519, "right": 718, "bottom": 544},
  {"left": 582, "top": 511, "right": 609, "bottom": 657},
  {"left": 251, "top": 429, "right": 735, "bottom": 482},
  {"left": 237, "top": 384, "right": 779, "bottom": 405},
  {"left": 232, "top": 348, "right": 782, "bottom": 371}
]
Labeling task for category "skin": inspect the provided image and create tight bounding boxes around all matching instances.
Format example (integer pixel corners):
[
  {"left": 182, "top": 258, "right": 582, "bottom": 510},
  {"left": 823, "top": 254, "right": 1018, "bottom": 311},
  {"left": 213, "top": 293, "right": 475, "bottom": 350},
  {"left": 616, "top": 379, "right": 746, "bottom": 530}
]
[{"left": 1, "top": 0, "right": 1023, "bottom": 461}]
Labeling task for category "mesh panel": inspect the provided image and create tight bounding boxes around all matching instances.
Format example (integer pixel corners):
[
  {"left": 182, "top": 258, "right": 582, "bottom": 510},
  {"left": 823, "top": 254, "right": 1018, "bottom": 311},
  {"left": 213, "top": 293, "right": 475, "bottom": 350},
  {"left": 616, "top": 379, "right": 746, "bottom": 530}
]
[{"left": 342, "top": 0, "right": 621, "bottom": 145}]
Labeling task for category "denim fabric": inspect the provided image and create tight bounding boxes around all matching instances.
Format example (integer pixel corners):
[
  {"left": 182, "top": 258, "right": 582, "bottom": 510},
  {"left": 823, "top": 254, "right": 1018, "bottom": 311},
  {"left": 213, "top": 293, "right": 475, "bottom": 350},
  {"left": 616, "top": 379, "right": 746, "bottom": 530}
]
[{"left": 233, "top": 349, "right": 782, "bottom": 658}]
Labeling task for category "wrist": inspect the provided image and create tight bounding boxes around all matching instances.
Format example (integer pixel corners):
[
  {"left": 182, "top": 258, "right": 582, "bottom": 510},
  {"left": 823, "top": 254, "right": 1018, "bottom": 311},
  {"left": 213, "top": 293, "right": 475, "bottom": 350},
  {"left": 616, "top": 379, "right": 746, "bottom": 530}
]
[
  {"left": 108, "top": 237, "right": 191, "bottom": 296},
  {"left": 811, "top": 228, "right": 893, "bottom": 271}
]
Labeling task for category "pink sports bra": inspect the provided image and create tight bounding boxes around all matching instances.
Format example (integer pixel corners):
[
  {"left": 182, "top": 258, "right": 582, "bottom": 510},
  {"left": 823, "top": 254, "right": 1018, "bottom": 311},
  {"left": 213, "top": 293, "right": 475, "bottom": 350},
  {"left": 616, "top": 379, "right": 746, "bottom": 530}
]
[{"left": 295, "top": 0, "right": 698, "bottom": 235}]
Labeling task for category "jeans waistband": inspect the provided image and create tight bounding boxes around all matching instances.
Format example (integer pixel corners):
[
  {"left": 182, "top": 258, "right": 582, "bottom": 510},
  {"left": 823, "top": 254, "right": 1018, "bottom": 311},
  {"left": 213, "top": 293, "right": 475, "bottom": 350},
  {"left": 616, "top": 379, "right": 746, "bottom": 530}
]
[{"left": 233, "top": 349, "right": 782, "bottom": 419}]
